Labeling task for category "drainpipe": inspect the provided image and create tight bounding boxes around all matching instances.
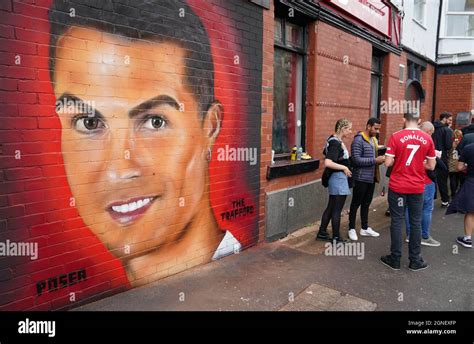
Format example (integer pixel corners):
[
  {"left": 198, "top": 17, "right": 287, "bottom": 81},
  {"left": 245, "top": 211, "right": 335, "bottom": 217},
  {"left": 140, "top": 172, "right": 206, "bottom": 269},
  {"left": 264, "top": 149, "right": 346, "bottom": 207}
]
[{"left": 432, "top": 0, "right": 443, "bottom": 122}]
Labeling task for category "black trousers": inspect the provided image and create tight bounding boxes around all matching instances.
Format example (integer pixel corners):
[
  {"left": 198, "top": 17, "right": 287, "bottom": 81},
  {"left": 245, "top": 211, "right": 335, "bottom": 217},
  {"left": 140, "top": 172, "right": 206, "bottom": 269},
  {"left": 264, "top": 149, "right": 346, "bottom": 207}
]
[
  {"left": 349, "top": 180, "right": 376, "bottom": 230},
  {"left": 320, "top": 195, "right": 347, "bottom": 238},
  {"left": 449, "top": 172, "right": 461, "bottom": 198},
  {"left": 436, "top": 167, "right": 450, "bottom": 203}
]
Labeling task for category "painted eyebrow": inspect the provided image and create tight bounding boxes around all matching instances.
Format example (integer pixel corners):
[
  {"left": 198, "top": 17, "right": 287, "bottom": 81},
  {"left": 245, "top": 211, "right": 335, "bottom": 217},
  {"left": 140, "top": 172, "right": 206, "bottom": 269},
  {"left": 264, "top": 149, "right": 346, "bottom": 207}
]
[
  {"left": 56, "top": 92, "right": 104, "bottom": 119},
  {"left": 128, "top": 95, "right": 180, "bottom": 118},
  {"left": 57, "top": 93, "right": 180, "bottom": 119}
]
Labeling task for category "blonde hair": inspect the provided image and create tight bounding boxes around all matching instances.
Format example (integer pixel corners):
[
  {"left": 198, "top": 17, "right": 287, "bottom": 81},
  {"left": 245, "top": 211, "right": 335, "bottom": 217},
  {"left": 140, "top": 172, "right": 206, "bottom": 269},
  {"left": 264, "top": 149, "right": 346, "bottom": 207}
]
[
  {"left": 454, "top": 129, "right": 463, "bottom": 140},
  {"left": 335, "top": 118, "right": 352, "bottom": 135}
]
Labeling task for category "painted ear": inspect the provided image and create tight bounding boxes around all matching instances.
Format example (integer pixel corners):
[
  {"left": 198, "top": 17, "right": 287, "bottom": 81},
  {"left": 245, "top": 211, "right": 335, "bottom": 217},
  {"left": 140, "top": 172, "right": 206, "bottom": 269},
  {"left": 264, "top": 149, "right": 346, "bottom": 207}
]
[{"left": 204, "top": 102, "right": 223, "bottom": 141}]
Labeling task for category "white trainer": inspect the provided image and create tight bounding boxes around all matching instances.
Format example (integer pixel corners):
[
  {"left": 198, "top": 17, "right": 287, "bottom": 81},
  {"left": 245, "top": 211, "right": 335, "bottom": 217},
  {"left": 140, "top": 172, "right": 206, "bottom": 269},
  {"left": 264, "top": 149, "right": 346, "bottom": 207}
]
[
  {"left": 360, "top": 227, "right": 380, "bottom": 237},
  {"left": 348, "top": 229, "right": 358, "bottom": 241}
]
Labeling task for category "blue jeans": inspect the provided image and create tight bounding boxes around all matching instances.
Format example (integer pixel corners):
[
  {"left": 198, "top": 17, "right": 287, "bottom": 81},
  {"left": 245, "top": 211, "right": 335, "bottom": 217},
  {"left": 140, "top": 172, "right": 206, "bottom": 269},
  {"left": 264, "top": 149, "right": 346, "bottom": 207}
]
[
  {"left": 405, "top": 182, "right": 435, "bottom": 240},
  {"left": 388, "top": 189, "right": 424, "bottom": 263}
]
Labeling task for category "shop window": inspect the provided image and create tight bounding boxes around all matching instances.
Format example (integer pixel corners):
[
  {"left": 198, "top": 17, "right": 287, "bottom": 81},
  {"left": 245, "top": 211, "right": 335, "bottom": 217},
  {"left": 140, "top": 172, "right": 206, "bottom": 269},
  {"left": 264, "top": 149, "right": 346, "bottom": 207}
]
[{"left": 272, "top": 17, "right": 306, "bottom": 154}]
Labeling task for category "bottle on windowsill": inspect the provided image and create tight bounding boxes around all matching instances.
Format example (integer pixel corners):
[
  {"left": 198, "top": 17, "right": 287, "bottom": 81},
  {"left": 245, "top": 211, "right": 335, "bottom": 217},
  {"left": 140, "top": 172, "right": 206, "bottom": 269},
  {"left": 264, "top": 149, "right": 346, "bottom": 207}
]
[
  {"left": 297, "top": 147, "right": 302, "bottom": 161},
  {"left": 290, "top": 146, "right": 297, "bottom": 161}
]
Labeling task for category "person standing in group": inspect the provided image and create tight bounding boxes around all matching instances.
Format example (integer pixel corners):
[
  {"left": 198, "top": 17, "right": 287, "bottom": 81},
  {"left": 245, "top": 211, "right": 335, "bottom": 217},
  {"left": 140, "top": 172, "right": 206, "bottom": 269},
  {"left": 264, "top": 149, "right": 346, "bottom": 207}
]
[
  {"left": 347, "top": 118, "right": 385, "bottom": 241},
  {"left": 461, "top": 116, "right": 474, "bottom": 136},
  {"left": 446, "top": 142, "right": 474, "bottom": 248},
  {"left": 457, "top": 129, "right": 474, "bottom": 155},
  {"left": 448, "top": 129, "right": 463, "bottom": 198},
  {"left": 405, "top": 122, "right": 440, "bottom": 247},
  {"left": 432, "top": 112, "right": 453, "bottom": 207},
  {"left": 381, "top": 112, "right": 436, "bottom": 271},
  {"left": 316, "top": 119, "right": 353, "bottom": 243}
]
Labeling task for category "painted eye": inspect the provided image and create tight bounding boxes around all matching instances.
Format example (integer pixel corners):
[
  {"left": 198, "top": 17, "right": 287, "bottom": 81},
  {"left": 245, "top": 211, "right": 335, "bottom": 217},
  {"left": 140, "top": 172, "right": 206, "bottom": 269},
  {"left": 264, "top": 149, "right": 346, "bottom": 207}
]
[
  {"left": 143, "top": 116, "right": 167, "bottom": 130},
  {"left": 73, "top": 116, "right": 105, "bottom": 133},
  {"left": 83, "top": 117, "right": 99, "bottom": 130}
]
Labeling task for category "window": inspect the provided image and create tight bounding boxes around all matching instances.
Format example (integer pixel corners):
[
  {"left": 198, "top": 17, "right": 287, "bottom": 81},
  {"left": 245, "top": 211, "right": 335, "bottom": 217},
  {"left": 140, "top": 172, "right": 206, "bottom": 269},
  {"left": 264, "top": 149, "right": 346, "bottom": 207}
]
[
  {"left": 414, "top": 0, "right": 426, "bottom": 25},
  {"left": 448, "top": 0, "right": 474, "bottom": 11},
  {"left": 274, "top": 18, "right": 283, "bottom": 44},
  {"left": 407, "top": 60, "right": 424, "bottom": 83},
  {"left": 285, "top": 22, "right": 303, "bottom": 49},
  {"left": 446, "top": 0, "right": 474, "bottom": 37},
  {"left": 272, "top": 18, "right": 306, "bottom": 154},
  {"left": 370, "top": 53, "right": 384, "bottom": 119}
]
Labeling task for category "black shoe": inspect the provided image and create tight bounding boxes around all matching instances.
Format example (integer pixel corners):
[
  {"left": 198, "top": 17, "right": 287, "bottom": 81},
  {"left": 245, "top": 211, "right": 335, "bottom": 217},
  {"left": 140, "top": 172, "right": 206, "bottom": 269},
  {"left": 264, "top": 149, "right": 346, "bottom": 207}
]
[
  {"left": 332, "top": 236, "right": 347, "bottom": 244},
  {"left": 380, "top": 255, "right": 400, "bottom": 270},
  {"left": 385, "top": 209, "right": 390, "bottom": 217},
  {"left": 409, "top": 260, "right": 428, "bottom": 271},
  {"left": 316, "top": 230, "right": 331, "bottom": 241},
  {"left": 456, "top": 236, "right": 472, "bottom": 248}
]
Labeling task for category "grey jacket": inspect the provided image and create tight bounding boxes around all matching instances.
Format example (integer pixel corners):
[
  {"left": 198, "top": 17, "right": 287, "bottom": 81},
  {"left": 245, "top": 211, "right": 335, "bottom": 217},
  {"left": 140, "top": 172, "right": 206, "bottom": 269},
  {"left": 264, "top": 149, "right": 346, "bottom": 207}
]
[{"left": 351, "top": 132, "right": 378, "bottom": 184}]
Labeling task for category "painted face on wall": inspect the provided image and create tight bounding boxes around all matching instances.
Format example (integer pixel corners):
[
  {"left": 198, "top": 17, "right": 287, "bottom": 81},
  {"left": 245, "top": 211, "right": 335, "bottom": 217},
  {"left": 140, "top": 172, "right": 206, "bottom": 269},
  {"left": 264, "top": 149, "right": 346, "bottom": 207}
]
[{"left": 53, "top": 27, "right": 222, "bottom": 275}]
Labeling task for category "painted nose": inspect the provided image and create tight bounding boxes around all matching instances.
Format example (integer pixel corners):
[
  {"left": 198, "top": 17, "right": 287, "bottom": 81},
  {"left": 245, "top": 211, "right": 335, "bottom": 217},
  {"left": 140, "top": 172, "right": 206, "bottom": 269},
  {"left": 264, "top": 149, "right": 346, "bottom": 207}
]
[
  {"left": 105, "top": 135, "right": 142, "bottom": 183},
  {"left": 106, "top": 155, "right": 142, "bottom": 182}
]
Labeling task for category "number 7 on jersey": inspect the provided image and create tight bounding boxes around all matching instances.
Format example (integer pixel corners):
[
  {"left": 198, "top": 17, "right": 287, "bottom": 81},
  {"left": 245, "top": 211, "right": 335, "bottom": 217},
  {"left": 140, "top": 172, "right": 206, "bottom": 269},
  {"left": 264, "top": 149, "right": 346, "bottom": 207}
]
[{"left": 406, "top": 144, "right": 420, "bottom": 166}]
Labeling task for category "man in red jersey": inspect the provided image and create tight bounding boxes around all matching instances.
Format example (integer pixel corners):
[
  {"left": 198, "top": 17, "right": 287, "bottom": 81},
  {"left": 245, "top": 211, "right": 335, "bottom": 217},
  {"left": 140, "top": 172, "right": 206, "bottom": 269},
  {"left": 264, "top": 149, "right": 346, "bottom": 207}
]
[{"left": 381, "top": 112, "right": 437, "bottom": 271}]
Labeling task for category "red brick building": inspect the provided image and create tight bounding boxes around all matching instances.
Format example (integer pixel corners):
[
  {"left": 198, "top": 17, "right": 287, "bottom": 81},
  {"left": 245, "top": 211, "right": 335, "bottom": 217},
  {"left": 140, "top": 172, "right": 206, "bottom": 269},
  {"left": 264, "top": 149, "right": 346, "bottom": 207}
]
[{"left": 260, "top": 0, "right": 437, "bottom": 240}]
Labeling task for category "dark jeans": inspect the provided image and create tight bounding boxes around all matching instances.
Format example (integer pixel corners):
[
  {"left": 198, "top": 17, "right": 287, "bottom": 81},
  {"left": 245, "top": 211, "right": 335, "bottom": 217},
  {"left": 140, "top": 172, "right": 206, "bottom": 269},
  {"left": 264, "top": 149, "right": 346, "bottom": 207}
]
[
  {"left": 349, "top": 180, "right": 375, "bottom": 230},
  {"left": 436, "top": 167, "right": 450, "bottom": 202},
  {"left": 320, "top": 195, "right": 347, "bottom": 237},
  {"left": 388, "top": 189, "right": 424, "bottom": 263}
]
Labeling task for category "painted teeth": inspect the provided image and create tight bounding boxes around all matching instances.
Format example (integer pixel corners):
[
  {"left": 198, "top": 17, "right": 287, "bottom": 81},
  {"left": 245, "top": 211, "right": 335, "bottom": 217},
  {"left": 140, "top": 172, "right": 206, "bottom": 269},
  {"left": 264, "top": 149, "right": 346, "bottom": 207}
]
[{"left": 111, "top": 198, "right": 153, "bottom": 213}]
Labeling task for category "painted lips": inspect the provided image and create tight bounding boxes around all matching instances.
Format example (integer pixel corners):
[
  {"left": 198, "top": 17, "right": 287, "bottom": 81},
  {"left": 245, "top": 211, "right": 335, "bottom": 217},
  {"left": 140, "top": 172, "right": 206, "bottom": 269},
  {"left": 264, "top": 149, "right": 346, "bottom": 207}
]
[{"left": 106, "top": 196, "right": 157, "bottom": 225}]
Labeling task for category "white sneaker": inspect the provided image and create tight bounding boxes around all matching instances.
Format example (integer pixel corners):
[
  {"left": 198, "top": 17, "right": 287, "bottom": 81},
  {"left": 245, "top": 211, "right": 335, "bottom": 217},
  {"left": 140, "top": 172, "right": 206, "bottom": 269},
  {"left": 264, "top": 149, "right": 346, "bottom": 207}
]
[
  {"left": 405, "top": 237, "right": 409, "bottom": 243},
  {"left": 348, "top": 229, "right": 358, "bottom": 241},
  {"left": 360, "top": 227, "right": 380, "bottom": 237}
]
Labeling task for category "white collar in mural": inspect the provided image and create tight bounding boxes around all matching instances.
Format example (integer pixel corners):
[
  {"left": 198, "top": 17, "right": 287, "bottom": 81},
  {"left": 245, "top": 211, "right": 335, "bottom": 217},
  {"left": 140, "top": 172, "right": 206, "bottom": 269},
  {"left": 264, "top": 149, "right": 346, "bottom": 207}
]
[{"left": 212, "top": 231, "right": 241, "bottom": 260}]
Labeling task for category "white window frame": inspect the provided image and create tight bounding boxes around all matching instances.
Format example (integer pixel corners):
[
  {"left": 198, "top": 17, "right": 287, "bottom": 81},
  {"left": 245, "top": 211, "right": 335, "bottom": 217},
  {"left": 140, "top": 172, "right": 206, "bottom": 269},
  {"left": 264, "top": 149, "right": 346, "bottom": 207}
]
[
  {"left": 413, "top": 0, "right": 426, "bottom": 28},
  {"left": 441, "top": 0, "right": 474, "bottom": 39}
]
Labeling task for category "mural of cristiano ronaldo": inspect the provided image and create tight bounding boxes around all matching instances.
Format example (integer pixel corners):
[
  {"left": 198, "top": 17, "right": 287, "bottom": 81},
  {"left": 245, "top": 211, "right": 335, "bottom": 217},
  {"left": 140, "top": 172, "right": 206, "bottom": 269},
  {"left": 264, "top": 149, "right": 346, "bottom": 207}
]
[{"left": 49, "top": 0, "right": 241, "bottom": 286}]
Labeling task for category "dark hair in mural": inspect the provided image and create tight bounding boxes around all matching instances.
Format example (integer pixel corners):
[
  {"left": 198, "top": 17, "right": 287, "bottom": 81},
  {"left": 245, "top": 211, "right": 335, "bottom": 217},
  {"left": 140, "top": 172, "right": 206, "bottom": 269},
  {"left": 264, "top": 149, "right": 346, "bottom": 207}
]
[{"left": 48, "top": 0, "right": 215, "bottom": 117}]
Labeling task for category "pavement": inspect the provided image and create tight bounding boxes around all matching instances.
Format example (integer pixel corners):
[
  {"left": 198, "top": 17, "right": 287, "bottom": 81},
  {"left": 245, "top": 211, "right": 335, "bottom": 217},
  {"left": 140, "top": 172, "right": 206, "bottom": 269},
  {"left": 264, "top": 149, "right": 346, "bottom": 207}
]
[{"left": 74, "top": 196, "right": 473, "bottom": 311}]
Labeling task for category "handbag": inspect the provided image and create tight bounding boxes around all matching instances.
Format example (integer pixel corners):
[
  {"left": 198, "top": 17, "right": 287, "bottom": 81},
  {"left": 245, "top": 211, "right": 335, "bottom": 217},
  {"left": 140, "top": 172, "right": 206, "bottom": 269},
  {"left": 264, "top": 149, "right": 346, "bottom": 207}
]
[
  {"left": 321, "top": 136, "right": 340, "bottom": 188},
  {"left": 322, "top": 167, "right": 333, "bottom": 188}
]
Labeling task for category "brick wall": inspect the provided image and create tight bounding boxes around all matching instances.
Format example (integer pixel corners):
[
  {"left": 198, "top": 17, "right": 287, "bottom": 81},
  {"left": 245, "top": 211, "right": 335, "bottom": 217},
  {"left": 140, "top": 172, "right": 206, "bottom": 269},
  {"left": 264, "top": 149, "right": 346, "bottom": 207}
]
[
  {"left": 0, "top": 0, "right": 263, "bottom": 310},
  {"left": 258, "top": 16, "right": 428, "bottom": 240},
  {"left": 261, "top": 19, "right": 375, "bottom": 197},
  {"left": 258, "top": 0, "right": 274, "bottom": 242},
  {"left": 435, "top": 72, "right": 474, "bottom": 124},
  {"left": 262, "top": 19, "right": 408, "bottom": 187},
  {"left": 379, "top": 52, "right": 405, "bottom": 144},
  {"left": 379, "top": 52, "right": 436, "bottom": 142},
  {"left": 311, "top": 21, "right": 372, "bottom": 166},
  {"left": 420, "top": 62, "right": 435, "bottom": 123}
]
